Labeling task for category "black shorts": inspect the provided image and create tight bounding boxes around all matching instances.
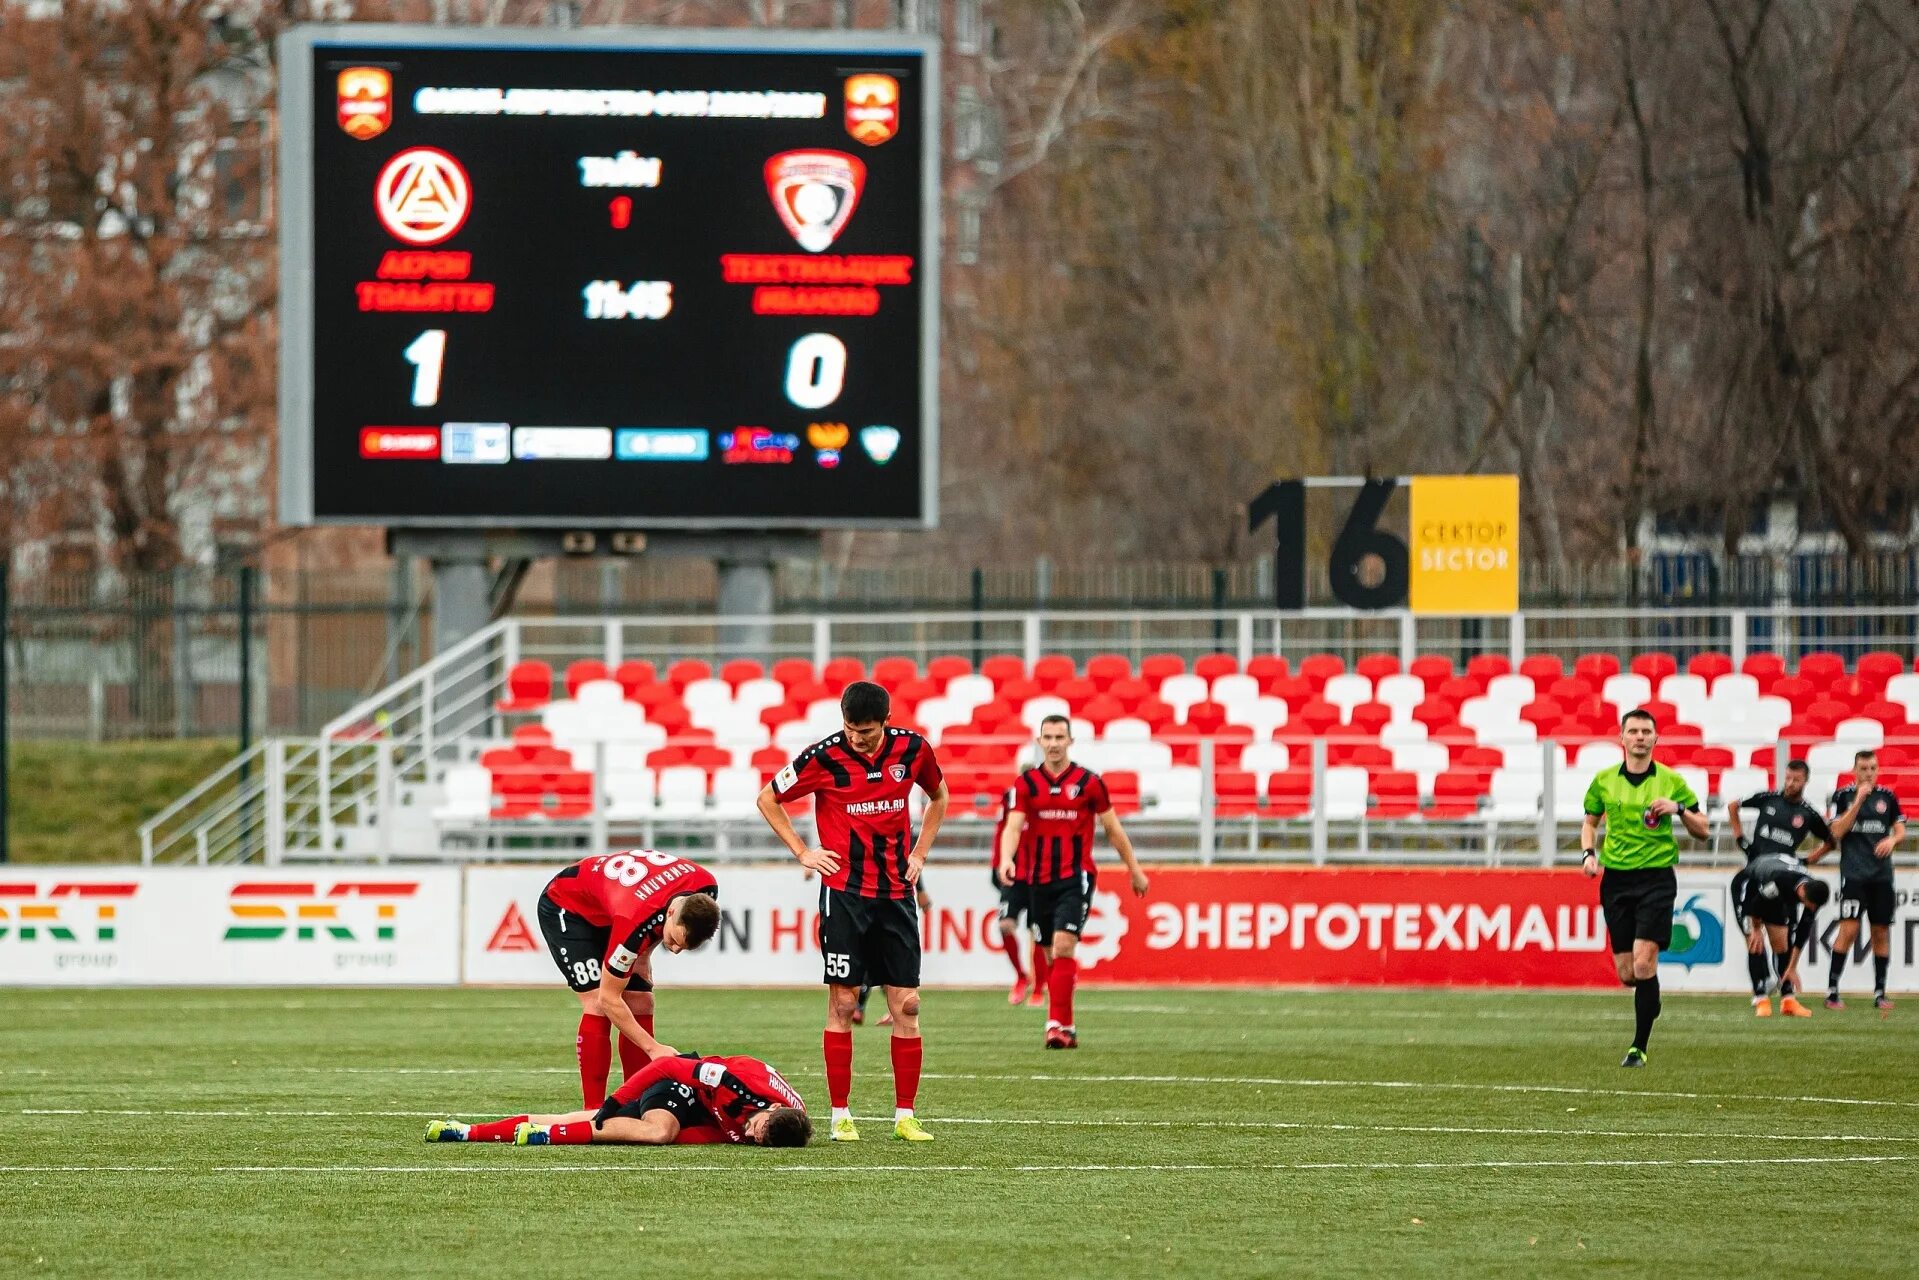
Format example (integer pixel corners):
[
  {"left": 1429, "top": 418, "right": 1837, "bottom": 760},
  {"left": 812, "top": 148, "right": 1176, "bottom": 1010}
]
[
  {"left": 818, "top": 886, "right": 921, "bottom": 989},
  {"left": 997, "top": 882, "right": 1030, "bottom": 928},
  {"left": 1839, "top": 879, "right": 1897, "bottom": 927},
  {"left": 537, "top": 895, "right": 653, "bottom": 994},
  {"left": 1599, "top": 867, "right": 1677, "bottom": 953},
  {"left": 1029, "top": 872, "right": 1094, "bottom": 948}
]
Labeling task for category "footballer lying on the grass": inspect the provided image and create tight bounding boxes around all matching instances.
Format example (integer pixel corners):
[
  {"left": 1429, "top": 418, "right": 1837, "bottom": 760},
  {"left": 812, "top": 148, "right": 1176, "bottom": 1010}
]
[{"left": 426, "top": 1051, "right": 811, "bottom": 1148}]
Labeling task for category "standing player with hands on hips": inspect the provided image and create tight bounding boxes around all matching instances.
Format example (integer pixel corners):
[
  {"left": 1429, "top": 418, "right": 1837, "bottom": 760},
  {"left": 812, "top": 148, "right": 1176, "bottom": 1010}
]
[
  {"left": 1821, "top": 750, "right": 1904, "bottom": 1011},
  {"left": 757, "top": 680, "right": 949, "bottom": 1144},
  {"left": 1579, "top": 709, "right": 1708, "bottom": 1068},
  {"left": 998, "top": 715, "right": 1150, "bottom": 1049}
]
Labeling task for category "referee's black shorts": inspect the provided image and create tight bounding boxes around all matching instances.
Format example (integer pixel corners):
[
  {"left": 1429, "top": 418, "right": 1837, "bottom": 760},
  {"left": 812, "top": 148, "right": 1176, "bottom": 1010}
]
[{"left": 1599, "top": 866, "right": 1677, "bottom": 953}]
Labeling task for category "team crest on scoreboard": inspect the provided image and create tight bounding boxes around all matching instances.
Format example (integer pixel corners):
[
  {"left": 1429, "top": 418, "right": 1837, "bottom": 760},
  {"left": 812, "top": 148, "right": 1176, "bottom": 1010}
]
[
  {"left": 375, "top": 147, "right": 472, "bottom": 247},
  {"left": 764, "top": 150, "right": 865, "bottom": 253},
  {"left": 844, "top": 74, "right": 900, "bottom": 146},
  {"left": 337, "top": 67, "right": 393, "bottom": 140}
]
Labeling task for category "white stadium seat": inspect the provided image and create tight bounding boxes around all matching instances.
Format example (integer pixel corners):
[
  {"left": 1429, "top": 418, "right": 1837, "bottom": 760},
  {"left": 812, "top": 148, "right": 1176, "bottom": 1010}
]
[
  {"left": 944, "top": 673, "right": 995, "bottom": 711},
  {"left": 710, "top": 767, "right": 763, "bottom": 818},
  {"left": 654, "top": 766, "right": 710, "bottom": 818},
  {"left": 1321, "top": 674, "right": 1374, "bottom": 723},
  {"left": 1146, "top": 767, "right": 1202, "bottom": 818},
  {"left": 1718, "top": 766, "right": 1771, "bottom": 807},
  {"left": 1210, "top": 674, "right": 1260, "bottom": 710},
  {"left": 1159, "top": 674, "right": 1210, "bottom": 719},
  {"left": 1374, "top": 674, "right": 1427, "bottom": 721},
  {"left": 604, "top": 769, "right": 658, "bottom": 819},
  {"left": 1487, "top": 770, "right": 1541, "bottom": 821},
  {"left": 1602, "top": 673, "right": 1653, "bottom": 712},
  {"left": 1239, "top": 741, "right": 1291, "bottom": 788},
  {"left": 1228, "top": 698, "right": 1289, "bottom": 739},
  {"left": 1322, "top": 767, "right": 1370, "bottom": 820},
  {"left": 432, "top": 766, "right": 492, "bottom": 822}
]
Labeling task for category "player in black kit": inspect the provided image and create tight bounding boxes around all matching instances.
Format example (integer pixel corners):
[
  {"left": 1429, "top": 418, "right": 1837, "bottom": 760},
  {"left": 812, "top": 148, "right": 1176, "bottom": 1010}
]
[
  {"left": 1740, "top": 850, "right": 1833, "bottom": 1010},
  {"left": 1726, "top": 760, "right": 1833, "bottom": 1016},
  {"left": 1820, "top": 750, "right": 1904, "bottom": 1012}
]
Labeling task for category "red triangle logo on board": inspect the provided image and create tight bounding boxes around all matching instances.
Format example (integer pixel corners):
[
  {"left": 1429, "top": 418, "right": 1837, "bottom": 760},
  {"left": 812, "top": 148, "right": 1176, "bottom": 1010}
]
[{"left": 486, "top": 904, "right": 539, "bottom": 953}]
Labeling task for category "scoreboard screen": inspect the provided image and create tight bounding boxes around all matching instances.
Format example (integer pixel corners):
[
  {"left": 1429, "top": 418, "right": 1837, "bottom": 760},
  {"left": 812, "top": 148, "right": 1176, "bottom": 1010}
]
[{"left": 278, "top": 25, "right": 938, "bottom": 528}]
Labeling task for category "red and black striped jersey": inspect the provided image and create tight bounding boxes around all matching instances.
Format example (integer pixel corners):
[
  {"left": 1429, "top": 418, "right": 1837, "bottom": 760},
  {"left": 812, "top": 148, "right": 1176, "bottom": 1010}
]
[
  {"left": 609, "top": 1053, "right": 806, "bottom": 1144},
  {"left": 540, "top": 850, "right": 718, "bottom": 978},
  {"left": 1015, "top": 764, "right": 1111, "bottom": 883},
  {"left": 772, "top": 728, "right": 944, "bottom": 899}
]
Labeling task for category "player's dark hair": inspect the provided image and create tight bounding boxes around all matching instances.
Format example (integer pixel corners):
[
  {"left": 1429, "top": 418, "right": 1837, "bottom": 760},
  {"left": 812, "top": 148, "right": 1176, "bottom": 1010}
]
[
  {"left": 1855, "top": 749, "right": 1877, "bottom": 765},
  {"left": 675, "top": 892, "right": 720, "bottom": 949},
  {"left": 1621, "top": 708, "right": 1657, "bottom": 730},
  {"left": 1802, "top": 879, "right": 1832, "bottom": 908},
  {"left": 841, "top": 681, "right": 890, "bottom": 725},
  {"left": 1038, "top": 714, "right": 1072, "bottom": 733},
  {"left": 762, "top": 1107, "right": 812, "bottom": 1147},
  {"left": 1786, "top": 758, "right": 1810, "bottom": 774}
]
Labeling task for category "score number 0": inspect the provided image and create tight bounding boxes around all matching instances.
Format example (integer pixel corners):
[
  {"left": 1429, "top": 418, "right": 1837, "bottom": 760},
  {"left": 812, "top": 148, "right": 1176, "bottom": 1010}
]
[{"left": 402, "top": 330, "right": 845, "bottom": 414}]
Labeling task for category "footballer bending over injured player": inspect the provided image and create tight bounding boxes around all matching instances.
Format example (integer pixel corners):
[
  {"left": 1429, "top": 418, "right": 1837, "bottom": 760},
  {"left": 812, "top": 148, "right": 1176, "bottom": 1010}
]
[
  {"left": 426, "top": 1051, "right": 810, "bottom": 1148},
  {"left": 1725, "top": 759, "right": 1832, "bottom": 1016},
  {"left": 998, "top": 715, "right": 1150, "bottom": 1049}
]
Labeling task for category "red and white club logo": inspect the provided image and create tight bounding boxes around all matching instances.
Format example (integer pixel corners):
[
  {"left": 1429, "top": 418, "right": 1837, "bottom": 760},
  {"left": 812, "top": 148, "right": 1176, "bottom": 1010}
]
[
  {"left": 375, "top": 147, "right": 471, "bottom": 246},
  {"left": 764, "top": 150, "right": 865, "bottom": 253}
]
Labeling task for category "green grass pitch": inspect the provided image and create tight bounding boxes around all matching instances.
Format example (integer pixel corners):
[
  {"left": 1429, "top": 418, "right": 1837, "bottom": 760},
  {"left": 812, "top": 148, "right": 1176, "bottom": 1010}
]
[{"left": 2, "top": 986, "right": 1915, "bottom": 1278}]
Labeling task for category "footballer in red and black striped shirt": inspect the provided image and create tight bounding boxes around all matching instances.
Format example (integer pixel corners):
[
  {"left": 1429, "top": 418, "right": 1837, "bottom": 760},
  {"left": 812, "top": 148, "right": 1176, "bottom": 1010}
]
[
  {"left": 997, "top": 714, "right": 1150, "bottom": 1049},
  {"left": 755, "top": 680, "right": 949, "bottom": 1143}
]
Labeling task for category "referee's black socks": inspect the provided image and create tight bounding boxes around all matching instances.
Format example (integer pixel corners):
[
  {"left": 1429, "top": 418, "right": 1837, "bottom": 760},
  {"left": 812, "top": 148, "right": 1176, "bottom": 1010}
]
[{"left": 1633, "top": 975, "right": 1661, "bottom": 1052}]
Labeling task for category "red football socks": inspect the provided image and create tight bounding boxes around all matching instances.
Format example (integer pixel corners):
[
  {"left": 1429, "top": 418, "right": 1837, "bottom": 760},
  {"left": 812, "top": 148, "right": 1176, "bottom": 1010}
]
[
  {"left": 999, "top": 931, "right": 1027, "bottom": 978},
  {"left": 549, "top": 1121, "right": 594, "bottom": 1145},
  {"left": 464, "top": 1115, "right": 530, "bottom": 1143},
  {"left": 1049, "top": 956, "right": 1079, "bottom": 1027},
  {"left": 824, "top": 1028, "right": 854, "bottom": 1109},
  {"left": 617, "top": 1014, "right": 654, "bottom": 1082},
  {"left": 577, "top": 1013, "right": 613, "bottom": 1107},
  {"left": 890, "top": 1034, "right": 922, "bottom": 1110},
  {"left": 1032, "top": 942, "right": 1053, "bottom": 991}
]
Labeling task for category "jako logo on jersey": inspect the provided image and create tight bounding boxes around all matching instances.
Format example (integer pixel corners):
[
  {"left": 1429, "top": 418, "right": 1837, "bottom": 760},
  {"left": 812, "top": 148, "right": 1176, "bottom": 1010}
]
[
  {"left": 1075, "top": 889, "right": 1130, "bottom": 972},
  {"left": 845, "top": 798, "right": 905, "bottom": 816},
  {"left": 337, "top": 67, "right": 393, "bottom": 140},
  {"left": 0, "top": 881, "right": 137, "bottom": 942},
  {"left": 765, "top": 150, "right": 865, "bottom": 252},
  {"left": 1660, "top": 894, "right": 1725, "bottom": 969},
  {"left": 375, "top": 147, "right": 471, "bottom": 246},
  {"left": 224, "top": 881, "right": 418, "bottom": 942}
]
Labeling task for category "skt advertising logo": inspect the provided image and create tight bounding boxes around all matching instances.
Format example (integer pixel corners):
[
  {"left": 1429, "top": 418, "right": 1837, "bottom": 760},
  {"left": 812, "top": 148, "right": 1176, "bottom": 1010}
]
[
  {"left": 0, "top": 881, "right": 138, "bottom": 942},
  {"left": 224, "top": 881, "right": 418, "bottom": 956}
]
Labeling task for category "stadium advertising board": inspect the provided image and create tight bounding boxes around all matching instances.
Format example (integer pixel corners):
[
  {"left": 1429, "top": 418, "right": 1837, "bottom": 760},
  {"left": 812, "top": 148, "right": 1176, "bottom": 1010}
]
[
  {"left": 279, "top": 25, "right": 938, "bottom": 527},
  {"left": 0, "top": 868, "right": 461, "bottom": 986},
  {"left": 1407, "top": 474, "right": 1520, "bottom": 614}
]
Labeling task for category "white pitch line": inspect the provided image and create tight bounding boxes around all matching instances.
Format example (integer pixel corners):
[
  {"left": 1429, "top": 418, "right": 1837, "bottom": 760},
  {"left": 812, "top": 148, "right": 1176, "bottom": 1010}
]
[
  {"left": 16, "top": 1108, "right": 1918, "bottom": 1145},
  {"left": 916, "top": 1071, "right": 1919, "bottom": 1110},
  {"left": 0, "top": 1155, "right": 1908, "bottom": 1176}
]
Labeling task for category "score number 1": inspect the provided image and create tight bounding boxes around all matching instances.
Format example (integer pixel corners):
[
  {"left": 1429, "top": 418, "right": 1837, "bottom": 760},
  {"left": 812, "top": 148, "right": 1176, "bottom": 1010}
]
[{"left": 403, "top": 329, "right": 446, "bottom": 408}]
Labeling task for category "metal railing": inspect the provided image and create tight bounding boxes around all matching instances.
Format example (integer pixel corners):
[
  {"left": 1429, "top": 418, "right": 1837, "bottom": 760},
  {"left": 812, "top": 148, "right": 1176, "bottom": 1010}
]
[{"left": 136, "top": 601, "right": 1919, "bottom": 867}]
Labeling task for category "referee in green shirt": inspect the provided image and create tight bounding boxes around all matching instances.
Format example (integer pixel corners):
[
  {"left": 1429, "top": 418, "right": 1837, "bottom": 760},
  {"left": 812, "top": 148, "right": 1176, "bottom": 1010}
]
[{"left": 1579, "top": 708, "right": 1708, "bottom": 1067}]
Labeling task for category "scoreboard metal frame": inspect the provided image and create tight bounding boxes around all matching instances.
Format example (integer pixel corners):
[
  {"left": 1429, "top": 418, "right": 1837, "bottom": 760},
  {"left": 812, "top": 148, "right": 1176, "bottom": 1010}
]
[{"left": 277, "top": 24, "right": 940, "bottom": 529}]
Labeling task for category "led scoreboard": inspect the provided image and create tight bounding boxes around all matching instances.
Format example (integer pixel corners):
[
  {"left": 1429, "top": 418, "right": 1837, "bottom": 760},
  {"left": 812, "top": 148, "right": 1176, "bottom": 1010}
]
[{"left": 278, "top": 26, "right": 938, "bottom": 527}]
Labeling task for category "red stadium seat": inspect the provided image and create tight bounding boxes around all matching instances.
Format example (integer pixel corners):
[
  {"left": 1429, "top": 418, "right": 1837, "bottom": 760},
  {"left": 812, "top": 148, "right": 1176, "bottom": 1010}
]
[
  {"left": 1349, "top": 703, "right": 1393, "bottom": 735},
  {"left": 1189, "top": 654, "right": 1235, "bottom": 684},
  {"left": 751, "top": 745, "right": 788, "bottom": 783},
  {"left": 1054, "top": 677, "right": 1098, "bottom": 706},
  {"left": 1246, "top": 654, "right": 1290, "bottom": 685},
  {"left": 1437, "top": 676, "right": 1482, "bottom": 705},
  {"left": 510, "top": 723, "right": 553, "bottom": 750},
  {"left": 926, "top": 655, "right": 973, "bottom": 683},
  {"left": 1687, "top": 652, "right": 1732, "bottom": 683},
  {"left": 1466, "top": 655, "right": 1511, "bottom": 684},
  {"left": 1574, "top": 653, "right": 1621, "bottom": 684},
  {"left": 545, "top": 771, "right": 595, "bottom": 819},
  {"left": 1825, "top": 678, "right": 1873, "bottom": 711},
  {"left": 490, "top": 771, "right": 545, "bottom": 819},
  {"left": 1213, "top": 769, "right": 1260, "bottom": 817},
  {"left": 1770, "top": 675, "right": 1815, "bottom": 709},
  {"left": 719, "top": 659, "right": 765, "bottom": 688},
  {"left": 1409, "top": 655, "right": 1454, "bottom": 689},
  {"left": 1106, "top": 678, "right": 1153, "bottom": 712},
  {"left": 1078, "top": 695, "right": 1127, "bottom": 731},
  {"left": 771, "top": 658, "right": 817, "bottom": 688},
  {"left": 497, "top": 660, "right": 553, "bottom": 713},
  {"left": 1369, "top": 770, "right": 1420, "bottom": 818},
  {"left": 1741, "top": 653, "right": 1786, "bottom": 688},
  {"left": 1424, "top": 769, "right": 1488, "bottom": 819},
  {"left": 631, "top": 683, "right": 679, "bottom": 712},
  {"left": 1031, "top": 655, "right": 1077, "bottom": 691},
  {"left": 997, "top": 677, "right": 1042, "bottom": 705},
  {"left": 612, "top": 660, "right": 657, "bottom": 700},
  {"left": 1265, "top": 771, "right": 1312, "bottom": 818},
  {"left": 1547, "top": 677, "right": 1595, "bottom": 705},
  {"left": 1267, "top": 676, "right": 1314, "bottom": 706},
  {"left": 1797, "top": 652, "right": 1846, "bottom": 686},
  {"left": 1295, "top": 700, "right": 1341, "bottom": 735},
  {"left": 1134, "top": 698, "right": 1177, "bottom": 731},
  {"left": 479, "top": 746, "right": 524, "bottom": 775},
  {"left": 665, "top": 659, "right": 710, "bottom": 692},
  {"left": 1211, "top": 724, "right": 1254, "bottom": 768},
  {"left": 1629, "top": 652, "right": 1677, "bottom": 684},
  {"left": 1344, "top": 744, "right": 1393, "bottom": 771},
  {"left": 1457, "top": 745, "right": 1504, "bottom": 773},
  {"left": 649, "top": 704, "right": 693, "bottom": 734},
  {"left": 1084, "top": 654, "right": 1131, "bottom": 690},
  {"left": 1518, "top": 655, "right": 1563, "bottom": 686},
  {"left": 1184, "top": 701, "right": 1229, "bottom": 733},
  {"left": 1354, "top": 653, "right": 1400, "bottom": 683},
  {"left": 1139, "top": 653, "right": 1185, "bottom": 684},
  {"left": 871, "top": 656, "right": 919, "bottom": 688},
  {"left": 1638, "top": 699, "right": 1678, "bottom": 725},
  {"left": 1411, "top": 699, "right": 1459, "bottom": 731},
  {"left": 1518, "top": 698, "right": 1566, "bottom": 731},
  {"left": 1297, "top": 654, "right": 1344, "bottom": 689},
  {"left": 565, "top": 659, "right": 611, "bottom": 697},
  {"left": 1804, "top": 699, "right": 1851, "bottom": 729},
  {"left": 895, "top": 677, "right": 940, "bottom": 706},
  {"left": 1857, "top": 651, "right": 1904, "bottom": 688},
  {"left": 821, "top": 657, "right": 865, "bottom": 690},
  {"left": 1104, "top": 771, "right": 1143, "bottom": 815}
]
